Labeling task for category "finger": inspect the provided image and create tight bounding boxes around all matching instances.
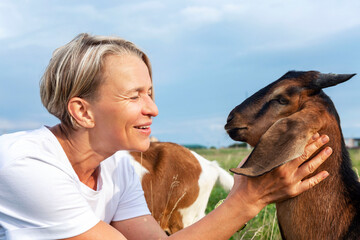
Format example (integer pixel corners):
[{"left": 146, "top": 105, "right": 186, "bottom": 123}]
[
  {"left": 296, "top": 170, "right": 329, "bottom": 195},
  {"left": 295, "top": 146, "right": 332, "bottom": 181},
  {"left": 292, "top": 134, "right": 330, "bottom": 167},
  {"left": 309, "top": 132, "right": 320, "bottom": 144}
]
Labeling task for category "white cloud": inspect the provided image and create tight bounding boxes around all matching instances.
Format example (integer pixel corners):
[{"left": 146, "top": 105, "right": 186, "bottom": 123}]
[
  {"left": 234, "top": 0, "right": 360, "bottom": 42},
  {"left": 54, "top": 4, "right": 103, "bottom": 19},
  {"left": 152, "top": 115, "right": 232, "bottom": 147},
  {"left": 153, "top": 115, "right": 225, "bottom": 135},
  {"left": 0, "top": 1, "right": 27, "bottom": 39},
  {"left": 181, "top": 0, "right": 360, "bottom": 52},
  {"left": 129, "top": 0, "right": 360, "bottom": 52},
  {"left": 180, "top": 6, "right": 222, "bottom": 27},
  {"left": 0, "top": 118, "right": 42, "bottom": 133},
  {"left": 2, "top": 0, "right": 359, "bottom": 52},
  {"left": 0, "top": 0, "right": 359, "bottom": 146}
]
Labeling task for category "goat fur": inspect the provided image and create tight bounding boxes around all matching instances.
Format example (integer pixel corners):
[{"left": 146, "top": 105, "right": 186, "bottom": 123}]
[
  {"left": 128, "top": 142, "right": 234, "bottom": 235},
  {"left": 225, "top": 71, "right": 360, "bottom": 239}
]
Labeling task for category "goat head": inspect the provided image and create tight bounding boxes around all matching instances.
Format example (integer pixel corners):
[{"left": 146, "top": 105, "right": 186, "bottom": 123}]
[{"left": 225, "top": 71, "right": 356, "bottom": 177}]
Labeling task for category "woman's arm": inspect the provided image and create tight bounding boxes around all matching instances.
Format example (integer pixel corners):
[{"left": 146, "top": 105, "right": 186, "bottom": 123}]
[
  {"left": 166, "top": 134, "right": 331, "bottom": 240},
  {"left": 62, "top": 221, "right": 127, "bottom": 240},
  {"left": 62, "top": 216, "right": 167, "bottom": 240},
  {"left": 111, "top": 215, "right": 168, "bottom": 240},
  {"left": 63, "top": 134, "right": 331, "bottom": 240}
]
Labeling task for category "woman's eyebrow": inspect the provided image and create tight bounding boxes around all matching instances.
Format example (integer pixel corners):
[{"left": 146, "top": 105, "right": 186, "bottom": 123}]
[{"left": 124, "top": 86, "right": 153, "bottom": 95}]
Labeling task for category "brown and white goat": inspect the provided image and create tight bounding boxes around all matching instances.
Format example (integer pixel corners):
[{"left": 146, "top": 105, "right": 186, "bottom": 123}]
[
  {"left": 225, "top": 71, "right": 360, "bottom": 240},
  {"left": 127, "top": 142, "right": 234, "bottom": 235}
]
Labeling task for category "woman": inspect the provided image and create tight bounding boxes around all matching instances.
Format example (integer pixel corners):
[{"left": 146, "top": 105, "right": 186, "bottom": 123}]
[{"left": 0, "top": 33, "right": 332, "bottom": 239}]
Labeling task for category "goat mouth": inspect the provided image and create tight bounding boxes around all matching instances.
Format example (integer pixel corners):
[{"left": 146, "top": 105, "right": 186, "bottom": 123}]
[{"left": 226, "top": 127, "right": 248, "bottom": 141}]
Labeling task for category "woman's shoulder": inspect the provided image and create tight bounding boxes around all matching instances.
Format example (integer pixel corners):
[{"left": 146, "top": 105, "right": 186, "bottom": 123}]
[{"left": 0, "top": 126, "right": 66, "bottom": 168}]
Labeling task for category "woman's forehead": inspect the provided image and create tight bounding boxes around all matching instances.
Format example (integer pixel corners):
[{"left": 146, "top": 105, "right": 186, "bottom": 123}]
[{"left": 100, "top": 54, "right": 152, "bottom": 92}]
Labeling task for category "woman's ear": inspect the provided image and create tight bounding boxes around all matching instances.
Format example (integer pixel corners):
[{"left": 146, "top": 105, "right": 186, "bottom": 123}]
[{"left": 67, "top": 97, "right": 95, "bottom": 128}]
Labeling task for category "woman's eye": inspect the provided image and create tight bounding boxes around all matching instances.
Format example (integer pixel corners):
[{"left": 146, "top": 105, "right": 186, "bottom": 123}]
[{"left": 130, "top": 96, "right": 140, "bottom": 100}]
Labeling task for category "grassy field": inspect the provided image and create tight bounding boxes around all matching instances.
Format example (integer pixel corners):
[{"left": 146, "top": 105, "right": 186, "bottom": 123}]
[{"left": 193, "top": 147, "right": 360, "bottom": 240}]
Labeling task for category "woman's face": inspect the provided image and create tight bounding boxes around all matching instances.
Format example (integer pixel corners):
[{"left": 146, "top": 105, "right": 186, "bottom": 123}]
[{"left": 89, "top": 54, "right": 158, "bottom": 154}]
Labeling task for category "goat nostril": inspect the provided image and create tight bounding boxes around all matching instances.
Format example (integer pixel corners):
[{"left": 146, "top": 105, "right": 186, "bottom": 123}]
[{"left": 227, "top": 113, "right": 234, "bottom": 123}]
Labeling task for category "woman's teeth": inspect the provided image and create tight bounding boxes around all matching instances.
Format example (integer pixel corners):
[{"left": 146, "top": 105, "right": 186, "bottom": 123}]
[{"left": 136, "top": 126, "right": 149, "bottom": 129}]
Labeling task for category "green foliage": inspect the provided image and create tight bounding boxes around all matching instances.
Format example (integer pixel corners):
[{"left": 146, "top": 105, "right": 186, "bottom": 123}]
[
  {"left": 182, "top": 144, "right": 207, "bottom": 149},
  {"left": 194, "top": 148, "right": 360, "bottom": 240},
  {"left": 194, "top": 147, "right": 251, "bottom": 170},
  {"left": 232, "top": 204, "right": 281, "bottom": 240},
  {"left": 349, "top": 148, "right": 360, "bottom": 179},
  {"left": 205, "top": 186, "right": 229, "bottom": 214},
  {"left": 228, "top": 143, "right": 248, "bottom": 148},
  {"left": 206, "top": 186, "right": 281, "bottom": 239}
]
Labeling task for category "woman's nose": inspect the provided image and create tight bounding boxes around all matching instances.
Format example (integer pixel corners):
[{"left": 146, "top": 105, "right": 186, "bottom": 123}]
[{"left": 143, "top": 95, "right": 159, "bottom": 117}]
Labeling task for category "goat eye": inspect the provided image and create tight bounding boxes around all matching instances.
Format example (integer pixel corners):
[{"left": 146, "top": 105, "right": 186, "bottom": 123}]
[{"left": 278, "top": 97, "right": 289, "bottom": 105}]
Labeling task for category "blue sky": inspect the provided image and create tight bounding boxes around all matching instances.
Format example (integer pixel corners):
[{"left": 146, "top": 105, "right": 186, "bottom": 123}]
[{"left": 0, "top": 0, "right": 359, "bottom": 147}]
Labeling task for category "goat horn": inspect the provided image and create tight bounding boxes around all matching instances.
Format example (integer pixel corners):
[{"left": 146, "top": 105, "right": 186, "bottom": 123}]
[{"left": 314, "top": 73, "right": 356, "bottom": 89}]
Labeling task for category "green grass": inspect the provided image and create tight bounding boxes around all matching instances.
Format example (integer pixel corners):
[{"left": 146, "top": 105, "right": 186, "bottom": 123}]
[
  {"left": 349, "top": 148, "right": 360, "bottom": 177},
  {"left": 194, "top": 148, "right": 250, "bottom": 170},
  {"left": 194, "top": 147, "right": 360, "bottom": 240}
]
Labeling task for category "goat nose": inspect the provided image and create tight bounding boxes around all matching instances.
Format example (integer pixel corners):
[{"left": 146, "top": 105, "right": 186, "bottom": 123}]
[{"left": 227, "top": 112, "right": 234, "bottom": 123}]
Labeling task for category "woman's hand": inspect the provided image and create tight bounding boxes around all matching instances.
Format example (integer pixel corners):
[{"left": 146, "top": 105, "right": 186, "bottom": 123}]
[{"left": 227, "top": 133, "right": 332, "bottom": 218}]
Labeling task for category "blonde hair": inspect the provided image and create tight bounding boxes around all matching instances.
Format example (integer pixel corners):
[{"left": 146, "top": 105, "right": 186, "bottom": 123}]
[{"left": 40, "top": 33, "right": 152, "bottom": 129}]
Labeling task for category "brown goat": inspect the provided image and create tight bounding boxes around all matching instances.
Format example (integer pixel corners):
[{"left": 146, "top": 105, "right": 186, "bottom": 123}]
[
  {"left": 224, "top": 71, "right": 360, "bottom": 239},
  {"left": 128, "top": 142, "right": 234, "bottom": 235}
]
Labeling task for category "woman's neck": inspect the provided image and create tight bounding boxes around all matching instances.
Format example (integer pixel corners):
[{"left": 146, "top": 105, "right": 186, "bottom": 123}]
[{"left": 49, "top": 124, "right": 103, "bottom": 190}]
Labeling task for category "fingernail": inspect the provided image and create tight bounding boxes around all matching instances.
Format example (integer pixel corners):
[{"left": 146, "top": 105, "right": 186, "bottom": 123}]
[
  {"left": 325, "top": 147, "right": 332, "bottom": 155},
  {"left": 312, "top": 132, "right": 320, "bottom": 140},
  {"left": 321, "top": 135, "right": 329, "bottom": 144},
  {"left": 322, "top": 171, "right": 329, "bottom": 179}
]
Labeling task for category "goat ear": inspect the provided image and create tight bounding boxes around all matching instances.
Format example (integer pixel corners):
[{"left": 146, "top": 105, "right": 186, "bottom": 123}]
[
  {"left": 313, "top": 73, "right": 356, "bottom": 89},
  {"left": 230, "top": 115, "right": 319, "bottom": 177}
]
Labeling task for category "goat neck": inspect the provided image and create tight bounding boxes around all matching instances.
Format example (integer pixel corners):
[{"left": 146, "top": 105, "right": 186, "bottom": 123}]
[{"left": 225, "top": 71, "right": 360, "bottom": 239}]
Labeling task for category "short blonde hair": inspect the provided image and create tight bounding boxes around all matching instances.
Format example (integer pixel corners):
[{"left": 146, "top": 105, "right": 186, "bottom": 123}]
[{"left": 40, "top": 33, "right": 152, "bottom": 128}]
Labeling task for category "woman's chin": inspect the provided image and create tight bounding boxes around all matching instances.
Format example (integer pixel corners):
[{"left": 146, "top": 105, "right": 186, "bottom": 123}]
[{"left": 131, "top": 141, "right": 151, "bottom": 152}]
